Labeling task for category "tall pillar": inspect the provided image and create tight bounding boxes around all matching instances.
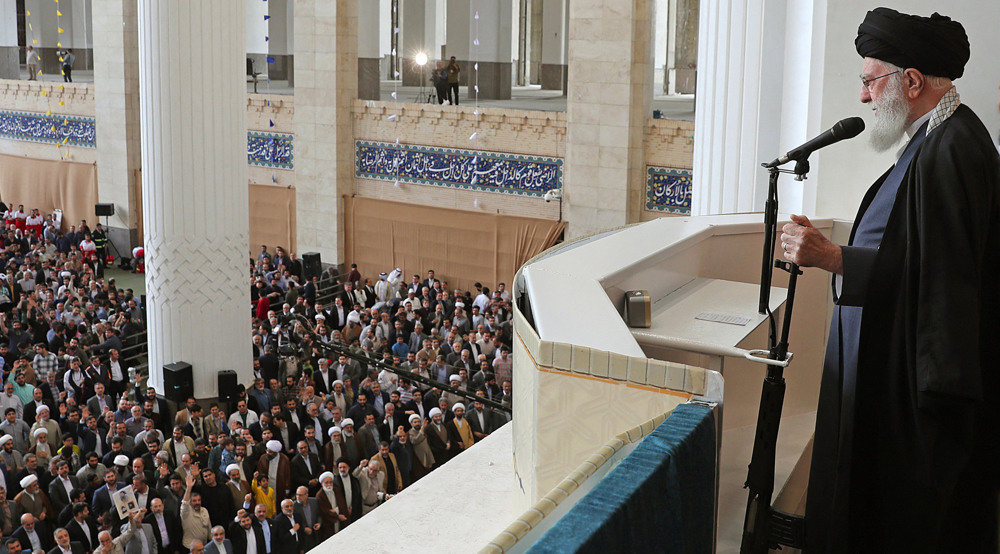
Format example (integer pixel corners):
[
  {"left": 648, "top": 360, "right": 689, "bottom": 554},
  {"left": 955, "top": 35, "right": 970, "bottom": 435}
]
[
  {"left": 691, "top": 0, "right": 812, "bottom": 215},
  {"left": 246, "top": 0, "right": 268, "bottom": 80},
  {"left": 528, "top": 0, "right": 542, "bottom": 84},
  {"left": 267, "top": 0, "right": 295, "bottom": 84},
  {"left": 446, "top": 0, "right": 469, "bottom": 85},
  {"left": 564, "top": 0, "right": 653, "bottom": 239},
  {"left": 539, "top": 0, "right": 566, "bottom": 91},
  {"left": 137, "top": 1, "right": 251, "bottom": 398},
  {"left": 671, "top": 0, "right": 697, "bottom": 94},
  {"left": 93, "top": 0, "right": 141, "bottom": 255},
  {"left": 400, "top": 0, "right": 436, "bottom": 86},
  {"left": 358, "top": 0, "right": 380, "bottom": 100},
  {"left": 294, "top": 0, "right": 357, "bottom": 266},
  {"left": 446, "top": 0, "right": 512, "bottom": 100},
  {"left": 0, "top": 0, "right": 16, "bottom": 79}
]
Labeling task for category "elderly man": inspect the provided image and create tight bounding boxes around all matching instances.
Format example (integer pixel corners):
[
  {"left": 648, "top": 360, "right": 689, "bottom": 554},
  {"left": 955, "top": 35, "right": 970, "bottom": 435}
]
[
  {"left": 48, "top": 526, "right": 86, "bottom": 554},
  {"left": 352, "top": 459, "right": 385, "bottom": 516},
  {"left": 95, "top": 510, "right": 143, "bottom": 554},
  {"left": 29, "top": 406, "right": 60, "bottom": 448},
  {"left": 204, "top": 525, "right": 232, "bottom": 554},
  {"left": 14, "top": 475, "right": 52, "bottom": 529},
  {"left": 778, "top": 9, "right": 1000, "bottom": 553},
  {"left": 271, "top": 499, "right": 303, "bottom": 554},
  {"left": 291, "top": 486, "right": 320, "bottom": 550},
  {"left": 12, "top": 513, "right": 49, "bottom": 553},
  {"left": 143, "top": 497, "right": 181, "bottom": 554}
]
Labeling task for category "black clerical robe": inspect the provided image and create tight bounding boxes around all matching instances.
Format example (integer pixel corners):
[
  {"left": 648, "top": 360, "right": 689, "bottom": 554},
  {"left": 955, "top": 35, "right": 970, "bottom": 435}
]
[{"left": 806, "top": 104, "right": 1000, "bottom": 553}]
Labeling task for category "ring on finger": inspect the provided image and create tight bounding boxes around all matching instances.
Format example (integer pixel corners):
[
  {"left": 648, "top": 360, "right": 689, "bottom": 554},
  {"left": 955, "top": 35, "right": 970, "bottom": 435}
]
[{"left": 782, "top": 242, "right": 788, "bottom": 252}]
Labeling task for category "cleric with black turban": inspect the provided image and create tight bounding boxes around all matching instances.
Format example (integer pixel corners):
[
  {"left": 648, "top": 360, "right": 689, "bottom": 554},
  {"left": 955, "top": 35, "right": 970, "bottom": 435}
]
[{"left": 779, "top": 7, "right": 1000, "bottom": 554}]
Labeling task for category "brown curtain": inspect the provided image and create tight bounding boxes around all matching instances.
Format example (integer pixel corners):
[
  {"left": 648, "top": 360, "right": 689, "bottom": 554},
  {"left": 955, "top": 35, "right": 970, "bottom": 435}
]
[
  {"left": 0, "top": 154, "right": 98, "bottom": 234},
  {"left": 344, "top": 195, "right": 565, "bottom": 293},
  {"left": 249, "top": 184, "right": 297, "bottom": 253}
]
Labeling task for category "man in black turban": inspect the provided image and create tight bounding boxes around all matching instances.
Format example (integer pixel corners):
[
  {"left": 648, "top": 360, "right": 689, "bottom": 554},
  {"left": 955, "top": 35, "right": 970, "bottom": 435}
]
[{"left": 780, "top": 8, "right": 1000, "bottom": 553}]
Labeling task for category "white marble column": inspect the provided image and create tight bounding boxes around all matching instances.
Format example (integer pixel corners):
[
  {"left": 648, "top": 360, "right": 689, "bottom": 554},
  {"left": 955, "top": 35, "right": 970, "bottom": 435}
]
[
  {"left": 400, "top": 0, "right": 436, "bottom": 86},
  {"left": 691, "top": 0, "right": 818, "bottom": 216},
  {"left": 0, "top": 0, "right": 16, "bottom": 79},
  {"left": 93, "top": 0, "right": 141, "bottom": 255},
  {"left": 294, "top": 0, "right": 357, "bottom": 266},
  {"left": 539, "top": 0, "right": 567, "bottom": 91},
  {"left": 358, "top": 0, "right": 380, "bottom": 99},
  {"left": 137, "top": 0, "right": 251, "bottom": 398},
  {"left": 564, "top": 0, "right": 653, "bottom": 239},
  {"left": 267, "top": 0, "right": 295, "bottom": 84},
  {"left": 445, "top": 0, "right": 513, "bottom": 100}
]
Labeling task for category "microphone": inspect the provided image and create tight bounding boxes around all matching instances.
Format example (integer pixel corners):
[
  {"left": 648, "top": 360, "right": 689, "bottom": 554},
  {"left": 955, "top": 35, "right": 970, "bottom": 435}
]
[{"left": 767, "top": 117, "right": 865, "bottom": 167}]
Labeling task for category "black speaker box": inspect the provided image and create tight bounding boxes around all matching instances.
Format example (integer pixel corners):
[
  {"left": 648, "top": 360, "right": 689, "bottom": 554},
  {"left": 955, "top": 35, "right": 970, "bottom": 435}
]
[
  {"left": 218, "top": 370, "right": 239, "bottom": 402},
  {"left": 95, "top": 203, "right": 115, "bottom": 217},
  {"left": 163, "top": 362, "right": 193, "bottom": 403},
  {"left": 302, "top": 252, "right": 322, "bottom": 280}
]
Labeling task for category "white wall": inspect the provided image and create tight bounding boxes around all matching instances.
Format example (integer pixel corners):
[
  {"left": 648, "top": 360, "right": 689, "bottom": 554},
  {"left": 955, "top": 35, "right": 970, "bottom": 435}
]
[{"left": 812, "top": 0, "right": 1000, "bottom": 220}]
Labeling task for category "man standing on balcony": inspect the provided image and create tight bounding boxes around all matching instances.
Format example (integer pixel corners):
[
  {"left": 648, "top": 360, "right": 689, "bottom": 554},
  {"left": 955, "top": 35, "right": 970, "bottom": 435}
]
[
  {"left": 26, "top": 47, "right": 40, "bottom": 80},
  {"left": 780, "top": 8, "right": 1000, "bottom": 552}
]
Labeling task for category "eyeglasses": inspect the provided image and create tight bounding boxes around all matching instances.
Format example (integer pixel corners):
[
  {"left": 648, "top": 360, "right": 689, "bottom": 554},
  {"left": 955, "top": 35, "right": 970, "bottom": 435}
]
[{"left": 861, "top": 70, "right": 901, "bottom": 91}]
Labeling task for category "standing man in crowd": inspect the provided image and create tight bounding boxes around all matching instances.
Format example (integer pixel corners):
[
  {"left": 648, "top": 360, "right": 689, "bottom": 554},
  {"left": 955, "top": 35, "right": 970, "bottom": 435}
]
[
  {"left": 26, "top": 47, "right": 40, "bottom": 81},
  {"left": 59, "top": 49, "right": 74, "bottom": 83},
  {"left": 446, "top": 56, "right": 461, "bottom": 105},
  {"left": 432, "top": 61, "right": 448, "bottom": 105},
  {"left": 780, "top": 8, "right": 1000, "bottom": 552}
]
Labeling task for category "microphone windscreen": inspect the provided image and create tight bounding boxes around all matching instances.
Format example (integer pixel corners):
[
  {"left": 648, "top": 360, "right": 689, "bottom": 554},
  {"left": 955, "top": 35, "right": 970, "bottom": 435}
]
[{"left": 833, "top": 117, "right": 865, "bottom": 139}]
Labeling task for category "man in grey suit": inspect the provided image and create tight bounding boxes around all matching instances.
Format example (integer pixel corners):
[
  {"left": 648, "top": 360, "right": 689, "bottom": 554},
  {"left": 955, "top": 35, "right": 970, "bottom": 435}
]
[
  {"left": 120, "top": 513, "right": 157, "bottom": 554},
  {"left": 203, "top": 526, "right": 233, "bottom": 554},
  {"left": 292, "top": 486, "right": 321, "bottom": 551},
  {"left": 86, "top": 384, "right": 115, "bottom": 418}
]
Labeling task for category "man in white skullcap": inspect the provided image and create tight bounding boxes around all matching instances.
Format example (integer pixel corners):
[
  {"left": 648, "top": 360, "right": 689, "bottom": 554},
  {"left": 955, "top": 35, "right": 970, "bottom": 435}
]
[
  {"left": 324, "top": 427, "right": 343, "bottom": 472},
  {"left": 255, "top": 440, "right": 290, "bottom": 502},
  {"left": 13, "top": 474, "right": 51, "bottom": 526},
  {"left": 0, "top": 434, "right": 22, "bottom": 475},
  {"left": 28, "top": 405, "right": 60, "bottom": 447},
  {"left": 225, "top": 463, "right": 251, "bottom": 511},
  {"left": 424, "top": 407, "right": 453, "bottom": 465},
  {"left": 338, "top": 419, "right": 363, "bottom": 469},
  {"left": 407, "top": 414, "right": 434, "bottom": 479},
  {"left": 316, "top": 472, "right": 340, "bottom": 538},
  {"left": 28, "top": 428, "right": 51, "bottom": 466},
  {"left": 443, "top": 375, "right": 464, "bottom": 408},
  {"left": 447, "top": 403, "right": 474, "bottom": 452}
]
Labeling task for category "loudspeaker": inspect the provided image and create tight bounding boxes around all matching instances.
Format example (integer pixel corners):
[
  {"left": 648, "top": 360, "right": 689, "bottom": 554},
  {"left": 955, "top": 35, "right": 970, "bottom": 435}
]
[
  {"left": 623, "top": 290, "right": 651, "bottom": 328},
  {"left": 163, "top": 362, "right": 193, "bottom": 403},
  {"left": 218, "top": 370, "right": 239, "bottom": 402},
  {"left": 95, "top": 203, "right": 115, "bottom": 217},
  {"left": 302, "top": 252, "right": 322, "bottom": 280}
]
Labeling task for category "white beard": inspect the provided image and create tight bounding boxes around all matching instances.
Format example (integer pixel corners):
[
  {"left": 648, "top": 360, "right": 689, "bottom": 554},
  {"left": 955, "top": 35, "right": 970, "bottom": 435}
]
[{"left": 868, "top": 75, "right": 911, "bottom": 153}]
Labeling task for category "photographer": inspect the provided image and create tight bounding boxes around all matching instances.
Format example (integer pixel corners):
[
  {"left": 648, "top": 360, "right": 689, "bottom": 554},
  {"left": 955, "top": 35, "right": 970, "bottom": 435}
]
[{"left": 58, "top": 49, "right": 75, "bottom": 83}]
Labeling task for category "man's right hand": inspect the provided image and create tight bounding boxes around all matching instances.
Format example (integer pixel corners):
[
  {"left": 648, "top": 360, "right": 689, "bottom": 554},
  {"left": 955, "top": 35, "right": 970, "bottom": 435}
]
[{"left": 780, "top": 214, "right": 844, "bottom": 274}]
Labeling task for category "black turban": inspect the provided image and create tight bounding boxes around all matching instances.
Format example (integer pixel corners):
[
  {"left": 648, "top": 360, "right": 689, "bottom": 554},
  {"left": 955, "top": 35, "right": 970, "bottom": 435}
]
[{"left": 856, "top": 8, "right": 969, "bottom": 79}]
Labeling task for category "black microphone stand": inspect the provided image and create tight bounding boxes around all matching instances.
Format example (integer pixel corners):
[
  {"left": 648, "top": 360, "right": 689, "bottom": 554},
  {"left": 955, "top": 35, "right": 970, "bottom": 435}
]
[{"left": 740, "top": 158, "right": 809, "bottom": 553}]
